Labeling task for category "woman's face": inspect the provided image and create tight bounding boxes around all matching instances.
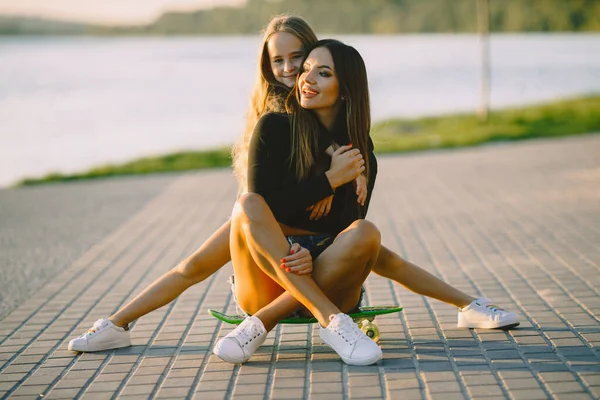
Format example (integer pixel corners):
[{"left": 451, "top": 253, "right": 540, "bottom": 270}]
[
  {"left": 267, "top": 32, "right": 305, "bottom": 88},
  {"left": 298, "top": 47, "right": 340, "bottom": 112}
]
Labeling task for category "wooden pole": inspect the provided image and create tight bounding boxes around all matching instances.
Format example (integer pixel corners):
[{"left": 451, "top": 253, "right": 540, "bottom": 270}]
[{"left": 477, "top": 0, "right": 490, "bottom": 121}]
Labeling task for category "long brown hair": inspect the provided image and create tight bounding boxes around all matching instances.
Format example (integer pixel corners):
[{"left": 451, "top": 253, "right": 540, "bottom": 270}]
[
  {"left": 286, "top": 39, "right": 371, "bottom": 183},
  {"left": 232, "top": 15, "right": 318, "bottom": 193}
]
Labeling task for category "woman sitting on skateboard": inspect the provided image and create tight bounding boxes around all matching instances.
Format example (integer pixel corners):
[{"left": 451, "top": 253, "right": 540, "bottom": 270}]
[
  {"left": 215, "top": 39, "right": 384, "bottom": 366},
  {"left": 68, "top": 15, "right": 519, "bottom": 356}
]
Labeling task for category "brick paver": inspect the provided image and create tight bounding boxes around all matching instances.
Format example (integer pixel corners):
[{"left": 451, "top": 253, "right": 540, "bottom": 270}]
[{"left": 0, "top": 135, "right": 599, "bottom": 399}]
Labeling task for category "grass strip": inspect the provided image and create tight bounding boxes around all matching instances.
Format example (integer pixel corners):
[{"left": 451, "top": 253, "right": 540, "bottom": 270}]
[
  {"left": 19, "top": 95, "right": 600, "bottom": 186},
  {"left": 371, "top": 95, "right": 600, "bottom": 153}
]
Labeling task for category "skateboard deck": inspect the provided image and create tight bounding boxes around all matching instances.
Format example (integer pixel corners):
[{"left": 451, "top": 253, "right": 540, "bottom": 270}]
[
  {"left": 209, "top": 306, "right": 402, "bottom": 325},
  {"left": 209, "top": 306, "right": 402, "bottom": 342}
]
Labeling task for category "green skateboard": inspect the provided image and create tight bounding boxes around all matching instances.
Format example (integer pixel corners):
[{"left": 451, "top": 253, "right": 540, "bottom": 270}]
[{"left": 209, "top": 306, "right": 402, "bottom": 342}]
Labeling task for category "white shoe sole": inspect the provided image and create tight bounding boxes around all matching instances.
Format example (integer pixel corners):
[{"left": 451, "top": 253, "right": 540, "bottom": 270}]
[
  {"left": 457, "top": 315, "right": 520, "bottom": 330},
  {"left": 339, "top": 351, "right": 382, "bottom": 366},
  {"left": 213, "top": 346, "right": 249, "bottom": 364},
  {"left": 320, "top": 335, "right": 383, "bottom": 366},
  {"left": 68, "top": 338, "right": 131, "bottom": 352}
]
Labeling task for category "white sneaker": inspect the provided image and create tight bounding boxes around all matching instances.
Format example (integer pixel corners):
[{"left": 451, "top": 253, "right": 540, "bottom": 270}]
[
  {"left": 213, "top": 316, "right": 267, "bottom": 364},
  {"left": 68, "top": 318, "right": 131, "bottom": 352},
  {"left": 319, "top": 313, "right": 382, "bottom": 366},
  {"left": 458, "top": 298, "right": 520, "bottom": 329}
]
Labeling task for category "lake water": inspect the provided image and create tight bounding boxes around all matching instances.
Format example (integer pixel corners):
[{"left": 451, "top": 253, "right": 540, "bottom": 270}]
[{"left": 1, "top": 34, "right": 599, "bottom": 186}]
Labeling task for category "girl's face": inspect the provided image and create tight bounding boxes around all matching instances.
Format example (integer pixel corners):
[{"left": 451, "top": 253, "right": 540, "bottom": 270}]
[
  {"left": 267, "top": 32, "right": 305, "bottom": 88},
  {"left": 298, "top": 47, "right": 340, "bottom": 112}
]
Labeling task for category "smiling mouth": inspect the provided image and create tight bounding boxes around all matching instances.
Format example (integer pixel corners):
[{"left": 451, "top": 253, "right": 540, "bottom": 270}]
[{"left": 301, "top": 87, "right": 318, "bottom": 97}]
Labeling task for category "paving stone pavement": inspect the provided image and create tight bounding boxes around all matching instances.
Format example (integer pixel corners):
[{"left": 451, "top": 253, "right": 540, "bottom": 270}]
[
  {"left": 0, "top": 174, "right": 179, "bottom": 320},
  {"left": 0, "top": 135, "right": 599, "bottom": 400}
]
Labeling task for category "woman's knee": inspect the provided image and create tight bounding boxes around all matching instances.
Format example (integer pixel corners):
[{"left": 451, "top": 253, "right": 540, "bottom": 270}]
[
  {"left": 334, "top": 220, "right": 380, "bottom": 267},
  {"left": 232, "top": 193, "right": 269, "bottom": 223},
  {"left": 348, "top": 219, "right": 381, "bottom": 251}
]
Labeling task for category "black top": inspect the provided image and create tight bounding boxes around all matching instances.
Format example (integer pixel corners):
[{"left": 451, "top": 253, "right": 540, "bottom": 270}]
[{"left": 247, "top": 111, "right": 378, "bottom": 235}]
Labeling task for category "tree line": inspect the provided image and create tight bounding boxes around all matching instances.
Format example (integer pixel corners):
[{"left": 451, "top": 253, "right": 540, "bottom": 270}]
[{"left": 2, "top": 0, "right": 599, "bottom": 35}]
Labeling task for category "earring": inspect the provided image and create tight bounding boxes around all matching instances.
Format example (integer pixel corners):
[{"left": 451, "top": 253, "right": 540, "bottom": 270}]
[{"left": 341, "top": 96, "right": 346, "bottom": 101}]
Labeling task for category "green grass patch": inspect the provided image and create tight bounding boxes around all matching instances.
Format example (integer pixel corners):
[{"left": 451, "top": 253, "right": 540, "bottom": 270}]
[
  {"left": 18, "top": 95, "right": 600, "bottom": 186},
  {"left": 371, "top": 95, "right": 600, "bottom": 153},
  {"left": 18, "top": 148, "right": 232, "bottom": 186}
]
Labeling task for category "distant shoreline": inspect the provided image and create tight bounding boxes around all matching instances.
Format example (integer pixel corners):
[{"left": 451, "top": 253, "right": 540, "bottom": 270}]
[
  {"left": 17, "top": 95, "right": 600, "bottom": 187},
  {"left": 1, "top": 0, "right": 599, "bottom": 36}
]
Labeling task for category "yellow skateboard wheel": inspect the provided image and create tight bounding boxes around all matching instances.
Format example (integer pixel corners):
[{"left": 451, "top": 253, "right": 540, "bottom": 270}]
[{"left": 357, "top": 319, "right": 380, "bottom": 343}]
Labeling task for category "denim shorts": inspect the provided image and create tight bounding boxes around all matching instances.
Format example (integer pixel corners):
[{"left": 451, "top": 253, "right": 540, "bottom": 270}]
[{"left": 286, "top": 234, "right": 335, "bottom": 260}]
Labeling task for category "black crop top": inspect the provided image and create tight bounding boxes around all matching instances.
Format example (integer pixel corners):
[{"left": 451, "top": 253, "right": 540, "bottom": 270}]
[{"left": 247, "top": 111, "right": 377, "bottom": 235}]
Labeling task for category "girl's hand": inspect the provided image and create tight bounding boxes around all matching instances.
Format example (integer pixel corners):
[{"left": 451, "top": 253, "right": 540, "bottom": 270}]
[
  {"left": 280, "top": 243, "right": 313, "bottom": 275},
  {"left": 325, "top": 144, "right": 364, "bottom": 189},
  {"left": 354, "top": 174, "right": 368, "bottom": 206},
  {"left": 306, "top": 195, "right": 334, "bottom": 220}
]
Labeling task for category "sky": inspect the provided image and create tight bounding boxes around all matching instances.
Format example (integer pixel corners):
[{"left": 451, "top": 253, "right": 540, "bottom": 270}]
[{"left": 0, "top": 0, "right": 247, "bottom": 25}]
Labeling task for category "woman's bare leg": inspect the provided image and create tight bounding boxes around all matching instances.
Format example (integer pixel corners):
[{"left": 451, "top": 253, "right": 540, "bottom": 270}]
[
  {"left": 219, "top": 193, "right": 383, "bottom": 365},
  {"left": 254, "top": 219, "right": 380, "bottom": 331},
  {"left": 230, "top": 193, "right": 341, "bottom": 327},
  {"left": 372, "top": 246, "right": 474, "bottom": 308},
  {"left": 109, "top": 220, "right": 232, "bottom": 327}
]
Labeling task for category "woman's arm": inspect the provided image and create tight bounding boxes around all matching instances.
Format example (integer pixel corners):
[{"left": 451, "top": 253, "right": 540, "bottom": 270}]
[{"left": 247, "top": 114, "right": 335, "bottom": 221}]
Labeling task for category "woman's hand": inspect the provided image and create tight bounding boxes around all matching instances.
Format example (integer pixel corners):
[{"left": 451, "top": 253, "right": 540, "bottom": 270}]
[
  {"left": 354, "top": 174, "right": 368, "bottom": 206},
  {"left": 280, "top": 243, "right": 313, "bottom": 275},
  {"left": 325, "top": 144, "right": 365, "bottom": 189},
  {"left": 306, "top": 195, "right": 334, "bottom": 220}
]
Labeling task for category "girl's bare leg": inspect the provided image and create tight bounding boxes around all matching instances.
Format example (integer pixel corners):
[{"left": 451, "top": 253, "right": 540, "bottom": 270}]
[
  {"left": 372, "top": 246, "right": 521, "bottom": 329},
  {"left": 109, "top": 220, "right": 232, "bottom": 327},
  {"left": 372, "top": 246, "right": 474, "bottom": 308}
]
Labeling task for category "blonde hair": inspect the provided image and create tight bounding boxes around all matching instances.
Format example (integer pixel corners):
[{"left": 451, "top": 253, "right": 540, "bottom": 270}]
[{"left": 232, "top": 15, "right": 318, "bottom": 193}]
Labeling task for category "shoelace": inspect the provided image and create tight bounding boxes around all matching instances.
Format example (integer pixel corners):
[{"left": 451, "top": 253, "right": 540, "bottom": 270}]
[
  {"left": 329, "top": 314, "right": 361, "bottom": 345},
  {"left": 484, "top": 303, "right": 504, "bottom": 312},
  {"left": 85, "top": 319, "right": 106, "bottom": 337},
  {"left": 235, "top": 320, "right": 264, "bottom": 347}
]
